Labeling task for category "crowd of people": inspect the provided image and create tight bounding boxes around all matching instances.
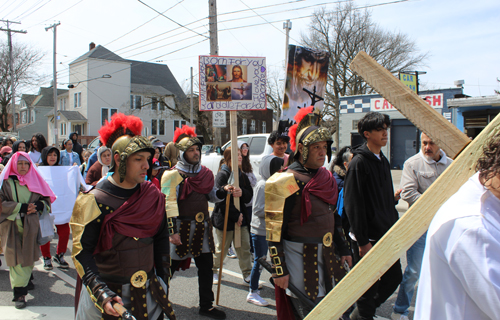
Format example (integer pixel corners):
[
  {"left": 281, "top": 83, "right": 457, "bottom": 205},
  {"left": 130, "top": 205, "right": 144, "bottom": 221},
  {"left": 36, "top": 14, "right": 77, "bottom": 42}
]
[{"left": 0, "top": 109, "right": 498, "bottom": 320}]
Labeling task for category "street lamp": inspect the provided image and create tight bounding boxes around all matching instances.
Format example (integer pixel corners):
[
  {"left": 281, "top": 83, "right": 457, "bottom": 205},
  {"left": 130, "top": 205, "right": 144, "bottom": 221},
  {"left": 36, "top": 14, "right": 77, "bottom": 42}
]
[{"left": 67, "top": 74, "right": 112, "bottom": 88}]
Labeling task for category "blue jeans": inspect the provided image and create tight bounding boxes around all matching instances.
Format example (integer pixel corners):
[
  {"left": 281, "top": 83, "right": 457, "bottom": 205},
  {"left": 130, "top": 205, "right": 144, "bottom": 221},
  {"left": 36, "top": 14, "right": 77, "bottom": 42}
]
[
  {"left": 250, "top": 233, "right": 268, "bottom": 291},
  {"left": 393, "top": 232, "right": 427, "bottom": 316}
]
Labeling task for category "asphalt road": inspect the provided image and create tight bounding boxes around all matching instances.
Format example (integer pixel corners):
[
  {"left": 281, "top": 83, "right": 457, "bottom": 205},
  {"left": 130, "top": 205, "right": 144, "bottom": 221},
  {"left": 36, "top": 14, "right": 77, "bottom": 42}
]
[{"left": 0, "top": 170, "right": 416, "bottom": 320}]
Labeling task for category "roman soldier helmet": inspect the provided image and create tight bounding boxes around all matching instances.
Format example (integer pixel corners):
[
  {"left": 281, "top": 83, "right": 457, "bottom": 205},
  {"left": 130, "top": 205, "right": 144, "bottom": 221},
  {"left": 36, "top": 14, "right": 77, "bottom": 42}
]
[
  {"left": 98, "top": 113, "right": 155, "bottom": 182},
  {"left": 173, "top": 125, "right": 202, "bottom": 153},
  {"left": 289, "top": 106, "right": 333, "bottom": 163}
]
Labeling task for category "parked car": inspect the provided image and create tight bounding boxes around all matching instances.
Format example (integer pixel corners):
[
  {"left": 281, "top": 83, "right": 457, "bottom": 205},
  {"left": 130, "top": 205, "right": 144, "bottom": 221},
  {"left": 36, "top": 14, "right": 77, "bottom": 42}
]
[
  {"left": 85, "top": 136, "right": 101, "bottom": 153},
  {"left": 201, "top": 134, "right": 272, "bottom": 181}
]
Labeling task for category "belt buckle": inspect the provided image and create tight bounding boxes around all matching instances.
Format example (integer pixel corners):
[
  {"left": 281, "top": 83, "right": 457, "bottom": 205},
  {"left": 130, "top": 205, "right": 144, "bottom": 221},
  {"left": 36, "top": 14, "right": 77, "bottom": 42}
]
[
  {"left": 195, "top": 212, "right": 204, "bottom": 223},
  {"left": 323, "top": 232, "right": 333, "bottom": 247},
  {"left": 131, "top": 270, "right": 147, "bottom": 288}
]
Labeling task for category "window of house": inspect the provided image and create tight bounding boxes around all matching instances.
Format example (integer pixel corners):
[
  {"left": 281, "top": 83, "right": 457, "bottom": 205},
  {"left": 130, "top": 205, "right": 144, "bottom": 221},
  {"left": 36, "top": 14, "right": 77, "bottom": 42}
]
[
  {"left": 60, "top": 98, "right": 67, "bottom": 111},
  {"left": 242, "top": 119, "right": 247, "bottom": 135},
  {"left": 159, "top": 119, "right": 165, "bottom": 135},
  {"left": 111, "top": 108, "right": 117, "bottom": 118},
  {"left": 262, "top": 121, "right": 266, "bottom": 133},
  {"left": 74, "top": 124, "right": 82, "bottom": 135},
  {"left": 151, "top": 97, "right": 158, "bottom": 111},
  {"left": 31, "top": 110, "right": 35, "bottom": 123},
  {"left": 74, "top": 93, "right": 81, "bottom": 108},
  {"left": 60, "top": 122, "right": 66, "bottom": 136},
  {"left": 143, "top": 126, "right": 149, "bottom": 136},
  {"left": 101, "top": 108, "right": 109, "bottom": 126},
  {"left": 21, "top": 112, "right": 26, "bottom": 124},
  {"left": 173, "top": 120, "right": 187, "bottom": 134},
  {"left": 250, "top": 119, "right": 256, "bottom": 134},
  {"left": 130, "top": 95, "right": 142, "bottom": 109},
  {"left": 152, "top": 119, "right": 158, "bottom": 135},
  {"left": 159, "top": 98, "right": 165, "bottom": 111}
]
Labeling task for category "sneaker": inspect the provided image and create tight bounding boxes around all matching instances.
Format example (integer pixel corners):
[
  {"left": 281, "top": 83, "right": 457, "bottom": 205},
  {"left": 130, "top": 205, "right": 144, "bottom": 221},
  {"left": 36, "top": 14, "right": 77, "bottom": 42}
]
[
  {"left": 199, "top": 306, "right": 226, "bottom": 319},
  {"left": 246, "top": 291, "right": 269, "bottom": 307},
  {"left": 27, "top": 280, "right": 34, "bottom": 291},
  {"left": 227, "top": 247, "right": 237, "bottom": 259},
  {"left": 43, "top": 257, "right": 53, "bottom": 270},
  {"left": 391, "top": 312, "right": 409, "bottom": 320},
  {"left": 14, "top": 296, "right": 26, "bottom": 309},
  {"left": 213, "top": 273, "right": 219, "bottom": 284},
  {"left": 53, "top": 253, "right": 69, "bottom": 269}
]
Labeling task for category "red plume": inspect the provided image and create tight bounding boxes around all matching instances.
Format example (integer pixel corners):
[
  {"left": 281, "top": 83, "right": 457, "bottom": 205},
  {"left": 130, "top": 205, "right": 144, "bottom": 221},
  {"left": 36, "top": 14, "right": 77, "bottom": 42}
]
[
  {"left": 289, "top": 124, "right": 298, "bottom": 151},
  {"left": 173, "top": 125, "right": 197, "bottom": 143},
  {"left": 99, "top": 113, "right": 143, "bottom": 147},
  {"left": 289, "top": 106, "right": 314, "bottom": 152}
]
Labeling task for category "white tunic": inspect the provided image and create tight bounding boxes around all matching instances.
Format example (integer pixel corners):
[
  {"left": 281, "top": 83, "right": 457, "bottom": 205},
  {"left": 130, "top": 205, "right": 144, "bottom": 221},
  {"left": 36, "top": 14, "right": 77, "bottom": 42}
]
[{"left": 415, "top": 172, "right": 500, "bottom": 320}]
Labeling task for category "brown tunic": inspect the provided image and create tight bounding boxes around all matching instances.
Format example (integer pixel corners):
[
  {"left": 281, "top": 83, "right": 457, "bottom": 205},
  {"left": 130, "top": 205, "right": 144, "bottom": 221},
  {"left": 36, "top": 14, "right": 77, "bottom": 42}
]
[{"left": 0, "top": 179, "right": 51, "bottom": 267}]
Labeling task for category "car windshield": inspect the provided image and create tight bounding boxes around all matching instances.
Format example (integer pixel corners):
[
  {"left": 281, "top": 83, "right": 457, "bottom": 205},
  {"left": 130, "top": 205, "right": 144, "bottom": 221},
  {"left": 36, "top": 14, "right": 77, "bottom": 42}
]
[{"left": 222, "top": 137, "right": 249, "bottom": 151}]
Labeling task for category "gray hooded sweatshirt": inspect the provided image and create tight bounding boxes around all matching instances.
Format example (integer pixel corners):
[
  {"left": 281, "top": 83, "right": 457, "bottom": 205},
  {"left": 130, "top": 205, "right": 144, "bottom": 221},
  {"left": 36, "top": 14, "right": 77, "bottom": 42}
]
[{"left": 251, "top": 154, "right": 278, "bottom": 236}]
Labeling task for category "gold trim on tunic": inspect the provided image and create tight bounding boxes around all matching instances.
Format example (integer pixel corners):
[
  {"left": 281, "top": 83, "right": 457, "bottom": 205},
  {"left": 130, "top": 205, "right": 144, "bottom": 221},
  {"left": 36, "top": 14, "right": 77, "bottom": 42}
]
[
  {"left": 323, "top": 232, "right": 333, "bottom": 247},
  {"left": 70, "top": 193, "right": 102, "bottom": 278},
  {"left": 160, "top": 170, "right": 183, "bottom": 218},
  {"left": 195, "top": 212, "right": 204, "bottom": 223},
  {"left": 264, "top": 172, "right": 299, "bottom": 242}
]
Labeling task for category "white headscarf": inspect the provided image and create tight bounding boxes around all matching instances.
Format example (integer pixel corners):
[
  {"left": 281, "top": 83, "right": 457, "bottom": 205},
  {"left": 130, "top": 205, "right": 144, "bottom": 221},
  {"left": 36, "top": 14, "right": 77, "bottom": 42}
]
[{"left": 97, "top": 146, "right": 111, "bottom": 177}]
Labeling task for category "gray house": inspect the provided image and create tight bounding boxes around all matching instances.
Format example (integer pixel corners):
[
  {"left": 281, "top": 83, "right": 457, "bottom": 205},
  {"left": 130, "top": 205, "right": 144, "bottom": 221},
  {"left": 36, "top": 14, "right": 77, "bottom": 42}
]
[{"left": 17, "top": 87, "right": 68, "bottom": 141}]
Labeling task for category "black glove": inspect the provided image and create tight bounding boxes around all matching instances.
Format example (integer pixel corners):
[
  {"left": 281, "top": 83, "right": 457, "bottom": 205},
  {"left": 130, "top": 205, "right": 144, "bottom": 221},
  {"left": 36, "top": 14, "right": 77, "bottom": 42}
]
[
  {"left": 81, "top": 271, "right": 118, "bottom": 313},
  {"left": 34, "top": 201, "right": 44, "bottom": 212},
  {"left": 155, "top": 253, "right": 172, "bottom": 285}
]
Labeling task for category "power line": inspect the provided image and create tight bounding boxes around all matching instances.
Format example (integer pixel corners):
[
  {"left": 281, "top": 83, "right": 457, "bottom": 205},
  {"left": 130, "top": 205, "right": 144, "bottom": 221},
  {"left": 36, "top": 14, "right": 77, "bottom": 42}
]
[
  {"left": 104, "top": 0, "right": 185, "bottom": 47},
  {"left": 137, "top": 0, "right": 209, "bottom": 39},
  {"left": 14, "top": 0, "right": 53, "bottom": 21},
  {"left": 26, "top": 0, "right": 84, "bottom": 29}
]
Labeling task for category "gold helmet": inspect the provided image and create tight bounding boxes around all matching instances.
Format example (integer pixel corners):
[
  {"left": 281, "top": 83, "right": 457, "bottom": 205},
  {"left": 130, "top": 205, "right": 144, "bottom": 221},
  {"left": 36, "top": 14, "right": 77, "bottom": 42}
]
[
  {"left": 99, "top": 113, "right": 155, "bottom": 182},
  {"left": 173, "top": 125, "right": 202, "bottom": 152},
  {"left": 289, "top": 106, "right": 332, "bottom": 163}
]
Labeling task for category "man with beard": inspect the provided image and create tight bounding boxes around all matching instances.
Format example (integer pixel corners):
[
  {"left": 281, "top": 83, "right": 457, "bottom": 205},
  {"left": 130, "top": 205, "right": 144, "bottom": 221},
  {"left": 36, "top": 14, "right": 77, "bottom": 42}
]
[
  {"left": 390, "top": 132, "right": 452, "bottom": 320},
  {"left": 267, "top": 106, "right": 351, "bottom": 319},
  {"left": 162, "top": 125, "right": 226, "bottom": 319},
  {"left": 71, "top": 113, "right": 176, "bottom": 320}
]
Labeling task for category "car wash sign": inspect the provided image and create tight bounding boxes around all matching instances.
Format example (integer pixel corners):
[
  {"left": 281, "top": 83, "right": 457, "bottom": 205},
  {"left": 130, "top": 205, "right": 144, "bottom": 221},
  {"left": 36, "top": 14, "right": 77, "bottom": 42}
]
[{"left": 370, "top": 93, "right": 444, "bottom": 111}]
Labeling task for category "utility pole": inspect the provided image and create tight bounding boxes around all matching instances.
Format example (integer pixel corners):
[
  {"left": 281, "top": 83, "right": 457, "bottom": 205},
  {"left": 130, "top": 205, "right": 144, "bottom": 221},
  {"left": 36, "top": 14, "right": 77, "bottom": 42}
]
[
  {"left": 0, "top": 20, "right": 27, "bottom": 134},
  {"left": 208, "top": 0, "right": 221, "bottom": 146},
  {"left": 190, "top": 66, "right": 194, "bottom": 125},
  {"left": 46, "top": 22, "right": 61, "bottom": 146},
  {"left": 275, "top": 19, "right": 292, "bottom": 130}
]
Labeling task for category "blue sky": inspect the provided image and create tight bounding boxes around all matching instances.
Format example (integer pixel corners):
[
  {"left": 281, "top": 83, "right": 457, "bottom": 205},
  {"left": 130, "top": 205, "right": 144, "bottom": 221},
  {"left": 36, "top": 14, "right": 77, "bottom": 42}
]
[{"left": 1, "top": 0, "right": 499, "bottom": 97}]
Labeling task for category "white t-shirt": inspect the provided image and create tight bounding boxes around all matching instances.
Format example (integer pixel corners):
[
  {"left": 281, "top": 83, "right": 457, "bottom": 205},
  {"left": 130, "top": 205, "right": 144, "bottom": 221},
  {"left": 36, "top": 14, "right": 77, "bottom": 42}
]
[{"left": 415, "top": 173, "right": 500, "bottom": 320}]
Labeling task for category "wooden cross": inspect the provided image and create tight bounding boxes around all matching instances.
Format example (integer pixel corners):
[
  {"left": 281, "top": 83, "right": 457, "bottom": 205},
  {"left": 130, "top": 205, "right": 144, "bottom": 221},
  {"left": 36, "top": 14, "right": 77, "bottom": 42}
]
[{"left": 304, "top": 51, "right": 500, "bottom": 319}]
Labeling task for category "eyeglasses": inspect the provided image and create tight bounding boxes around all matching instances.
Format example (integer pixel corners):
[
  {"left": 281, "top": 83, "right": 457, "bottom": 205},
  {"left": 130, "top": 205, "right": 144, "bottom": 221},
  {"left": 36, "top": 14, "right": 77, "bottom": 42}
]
[{"left": 241, "top": 147, "right": 249, "bottom": 150}]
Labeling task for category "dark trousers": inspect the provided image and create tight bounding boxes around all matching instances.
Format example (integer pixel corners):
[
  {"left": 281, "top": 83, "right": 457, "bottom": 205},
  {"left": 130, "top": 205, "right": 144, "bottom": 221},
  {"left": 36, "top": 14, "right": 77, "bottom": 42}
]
[
  {"left": 351, "top": 241, "right": 402, "bottom": 320},
  {"left": 170, "top": 253, "right": 214, "bottom": 310}
]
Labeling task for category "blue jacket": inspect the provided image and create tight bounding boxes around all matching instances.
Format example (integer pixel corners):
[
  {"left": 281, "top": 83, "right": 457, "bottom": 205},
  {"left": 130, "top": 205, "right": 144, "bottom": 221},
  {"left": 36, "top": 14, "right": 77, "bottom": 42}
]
[{"left": 60, "top": 150, "right": 81, "bottom": 166}]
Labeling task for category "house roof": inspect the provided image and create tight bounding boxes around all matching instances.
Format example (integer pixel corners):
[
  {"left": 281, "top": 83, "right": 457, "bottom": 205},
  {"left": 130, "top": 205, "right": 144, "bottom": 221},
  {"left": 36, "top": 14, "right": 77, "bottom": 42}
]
[
  {"left": 447, "top": 95, "right": 500, "bottom": 108},
  {"left": 128, "top": 59, "right": 187, "bottom": 102},
  {"left": 45, "top": 110, "right": 87, "bottom": 121},
  {"left": 70, "top": 45, "right": 187, "bottom": 102},
  {"left": 20, "top": 94, "right": 37, "bottom": 106},
  {"left": 70, "top": 45, "right": 128, "bottom": 65},
  {"left": 131, "top": 83, "right": 173, "bottom": 96},
  {"left": 32, "top": 87, "right": 69, "bottom": 107}
]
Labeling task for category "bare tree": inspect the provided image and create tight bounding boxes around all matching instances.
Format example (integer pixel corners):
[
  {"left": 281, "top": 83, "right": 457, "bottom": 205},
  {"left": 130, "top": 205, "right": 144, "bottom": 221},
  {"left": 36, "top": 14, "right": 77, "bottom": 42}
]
[
  {"left": 0, "top": 41, "right": 45, "bottom": 131},
  {"left": 266, "top": 67, "right": 285, "bottom": 127},
  {"left": 301, "top": 1, "right": 428, "bottom": 148}
]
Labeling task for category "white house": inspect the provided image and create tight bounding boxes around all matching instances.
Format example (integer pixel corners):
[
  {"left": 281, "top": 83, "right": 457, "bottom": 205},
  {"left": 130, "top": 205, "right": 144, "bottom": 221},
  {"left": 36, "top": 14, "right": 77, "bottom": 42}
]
[{"left": 47, "top": 43, "right": 188, "bottom": 145}]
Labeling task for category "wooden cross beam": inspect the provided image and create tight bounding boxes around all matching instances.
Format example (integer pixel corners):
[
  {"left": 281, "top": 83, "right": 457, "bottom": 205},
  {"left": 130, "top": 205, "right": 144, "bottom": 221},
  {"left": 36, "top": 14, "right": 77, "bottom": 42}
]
[{"left": 304, "top": 51, "right": 500, "bottom": 319}]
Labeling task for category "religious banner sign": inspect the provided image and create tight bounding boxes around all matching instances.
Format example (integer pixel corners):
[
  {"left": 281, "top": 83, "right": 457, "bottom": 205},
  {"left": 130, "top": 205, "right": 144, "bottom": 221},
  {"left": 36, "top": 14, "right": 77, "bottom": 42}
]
[
  {"left": 199, "top": 55, "right": 267, "bottom": 111},
  {"left": 281, "top": 45, "right": 330, "bottom": 121}
]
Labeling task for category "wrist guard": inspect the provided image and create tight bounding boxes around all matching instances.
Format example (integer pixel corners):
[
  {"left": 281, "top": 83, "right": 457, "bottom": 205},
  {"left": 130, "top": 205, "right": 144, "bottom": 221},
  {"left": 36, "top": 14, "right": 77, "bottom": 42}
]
[
  {"left": 269, "top": 244, "right": 289, "bottom": 278},
  {"left": 167, "top": 218, "right": 176, "bottom": 235},
  {"left": 82, "top": 271, "right": 118, "bottom": 313}
]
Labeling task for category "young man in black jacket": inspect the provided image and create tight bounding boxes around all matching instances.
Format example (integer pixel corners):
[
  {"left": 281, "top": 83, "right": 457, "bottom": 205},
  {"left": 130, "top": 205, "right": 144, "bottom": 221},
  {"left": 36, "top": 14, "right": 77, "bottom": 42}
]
[{"left": 344, "top": 112, "right": 402, "bottom": 320}]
